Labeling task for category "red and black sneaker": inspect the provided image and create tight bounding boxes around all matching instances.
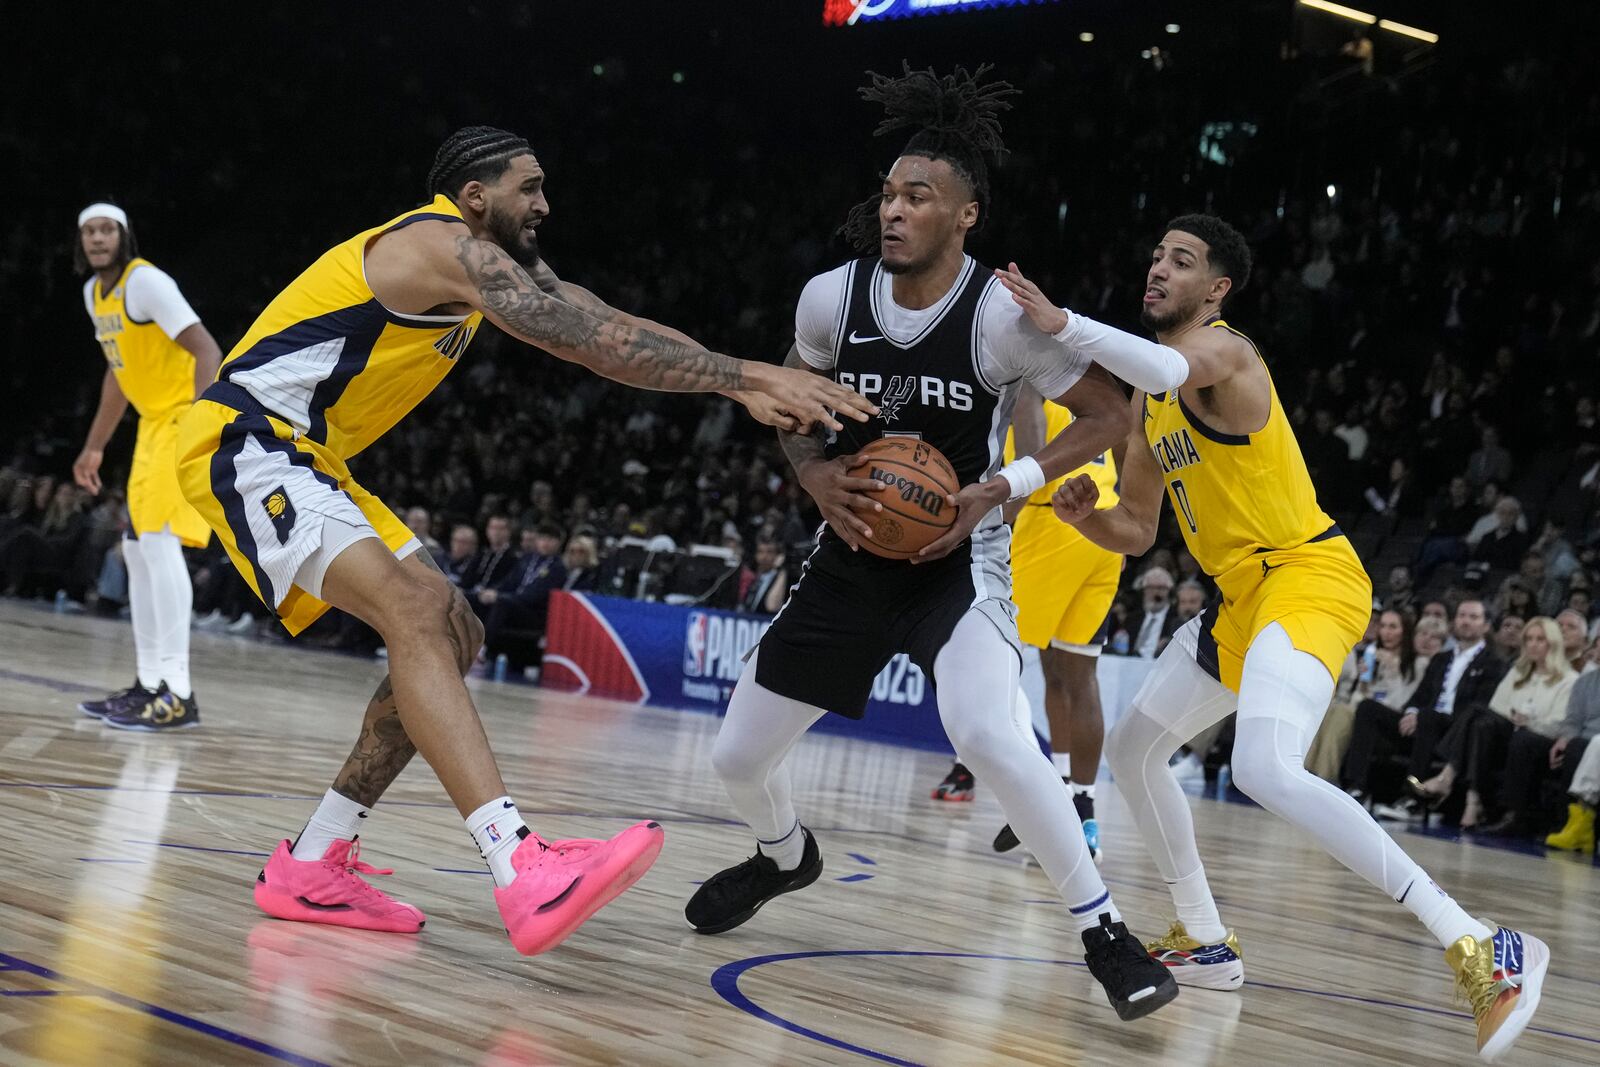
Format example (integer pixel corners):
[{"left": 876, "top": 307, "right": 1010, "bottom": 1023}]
[{"left": 931, "top": 762, "right": 975, "bottom": 802}]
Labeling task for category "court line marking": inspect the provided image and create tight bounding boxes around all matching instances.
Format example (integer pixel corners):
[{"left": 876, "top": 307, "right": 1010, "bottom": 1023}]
[
  {"left": 710, "top": 949, "right": 1600, "bottom": 1066},
  {"left": 0, "top": 951, "right": 333, "bottom": 1067}
]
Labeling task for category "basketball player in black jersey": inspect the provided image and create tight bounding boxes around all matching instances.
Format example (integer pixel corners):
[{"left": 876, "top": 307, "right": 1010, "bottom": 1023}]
[{"left": 685, "top": 66, "right": 1178, "bottom": 1022}]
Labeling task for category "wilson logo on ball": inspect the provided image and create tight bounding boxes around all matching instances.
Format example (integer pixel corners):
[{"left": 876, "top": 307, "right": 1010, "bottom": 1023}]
[{"left": 867, "top": 466, "right": 946, "bottom": 517}]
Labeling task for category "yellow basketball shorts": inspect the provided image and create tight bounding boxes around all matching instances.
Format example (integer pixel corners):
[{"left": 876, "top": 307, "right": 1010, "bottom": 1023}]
[
  {"left": 1197, "top": 527, "right": 1372, "bottom": 692},
  {"left": 175, "top": 384, "right": 415, "bottom": 636},
  {"left": 127, "top": 405, "right": 211, "bottom": 547},
  {"left": 1010, "top": 503, "right": 1122, "bottom": 653}
]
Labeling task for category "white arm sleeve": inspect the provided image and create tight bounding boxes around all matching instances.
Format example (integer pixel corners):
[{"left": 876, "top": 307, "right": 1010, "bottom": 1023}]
[
  {"left": 82, "top": 279, "right": 96, "bottom": 319},
  {"left": 1054, "top": 311, "right": 1190, "bottom": 394},
  {"left": 793, "top": 265, "right": 849, "bottom": 370},
  {"left": 979, "top": 286, "right": 1090, "bottom": 399},
  {"left": 124, "top": 266, "right": 201, "bottom": 341}
]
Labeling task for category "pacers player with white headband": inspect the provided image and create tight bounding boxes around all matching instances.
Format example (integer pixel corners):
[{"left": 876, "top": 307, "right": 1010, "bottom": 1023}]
[{"left": 73, "top": 201, "right": 223, "bottom": 731}]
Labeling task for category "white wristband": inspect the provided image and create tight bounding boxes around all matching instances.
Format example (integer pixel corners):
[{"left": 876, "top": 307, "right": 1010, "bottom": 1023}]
[{"left": 998, "top": 456, "right": 1047, "bottom": 501}]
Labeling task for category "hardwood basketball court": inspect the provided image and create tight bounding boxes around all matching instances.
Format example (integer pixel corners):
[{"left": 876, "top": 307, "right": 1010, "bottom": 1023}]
[{"left": 1, "top": 600, "right": 1595, "bottom": 1066}]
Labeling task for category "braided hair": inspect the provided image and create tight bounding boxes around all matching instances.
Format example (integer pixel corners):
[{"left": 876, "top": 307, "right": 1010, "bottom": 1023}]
[
  {"left": 427, "top": 126, "right": 533, "bottom": 200},
  {"left": 840, "top": 63, "right": 1018, "bottom": 253}
]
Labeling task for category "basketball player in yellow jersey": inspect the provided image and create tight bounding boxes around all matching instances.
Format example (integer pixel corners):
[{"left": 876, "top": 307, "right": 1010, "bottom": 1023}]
[
  {"left": 174, "top": 126, "right": 873, "bottom": 957},
  {"left": 933, "top": 390, "right": 1123, "bottom": 863},
  {"left": 1000, "top": 214, "right": 1545, "bottom": 1061},
  {"left": 72, "top": 202, "right": 223, "bottom": 732}
]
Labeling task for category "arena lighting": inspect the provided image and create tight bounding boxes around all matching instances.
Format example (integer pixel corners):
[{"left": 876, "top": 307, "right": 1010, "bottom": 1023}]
[
  {"left": 1165, "top": 23, "right": 1180, "bottom": 33},
  {"left": 1297, "top": 0, "right": 1376, "bottom": 25},
  {"left": 1377, "top": 18, "right": 1439, "bottom": 43},
  {"left": 1327, "top": 184, "right": 1337, "bottom": 199},
  {"left": 1079, "top": 31, "right": 1094, "bottom": 42}
]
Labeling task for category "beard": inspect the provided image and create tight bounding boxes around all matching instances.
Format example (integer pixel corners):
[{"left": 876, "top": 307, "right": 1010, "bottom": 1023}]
[
  {"left": 486, "top": 203, "right": 541, "bottom": 267},
  {"left": 1140, "top": 302, "right": 1188, "bottom": 332}
]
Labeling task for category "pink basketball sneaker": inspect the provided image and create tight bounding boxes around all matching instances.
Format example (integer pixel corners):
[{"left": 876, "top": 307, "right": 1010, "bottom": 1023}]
[
  {"left": 253, "top": 839, "right": 426, "bottom": 933},
  {"left": 496, "top": 821, "right": 665, "bottom": 955}
]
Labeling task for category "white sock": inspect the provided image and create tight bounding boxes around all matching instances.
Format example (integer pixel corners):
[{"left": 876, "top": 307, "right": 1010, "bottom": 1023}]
[
  {"left": 1398, "top": 871, "right": 1493, "bottom": 948},
  {"left": 122, "top": 538, "right": 161, "bottom": 690},
  {"left": 291, "top": 789, "right": 370, "bottom": 860},
  {"left": 1051, "top": 751, "right": 1072, "bottom": 777},
  {"left": 1068, "top": 891, "right": 1124, "bottom": 935},
  {"left": 466, "top": 796, "right": 529, "bottom": 888},
  {"left": 1168, "top": 866, "right": 1227, "bottom": 943},
  {"left": 1072, "top": 782, "right": 1096, "bottom": 800},
  {"left": 758, "top": 819, "right": 806, "bottom": 871},
  {"left": 140, "top": 531, "right": 194, "bottom": 698}
]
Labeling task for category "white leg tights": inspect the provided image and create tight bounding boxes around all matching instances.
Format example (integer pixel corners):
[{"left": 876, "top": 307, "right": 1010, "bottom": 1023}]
[
  {"left": 935, "top": 612, "right": 1115, "bottom": 932},
  {"left": 138, "top": 530, "right": 194, "bottom": 698},
  {"left": 121, "top": 536, "right": 161, "bottom": 691}
]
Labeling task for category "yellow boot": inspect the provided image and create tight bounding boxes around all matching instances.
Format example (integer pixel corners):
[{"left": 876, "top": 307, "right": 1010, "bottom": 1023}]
[{"left": 1544, "top": 801, "right": 1596, "bottom": 853}]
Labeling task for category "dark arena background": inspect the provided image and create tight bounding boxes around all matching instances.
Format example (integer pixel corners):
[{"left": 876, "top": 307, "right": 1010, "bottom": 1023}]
[{"left": 1, "top": 2, "right": 1598, "bottom": 1065}]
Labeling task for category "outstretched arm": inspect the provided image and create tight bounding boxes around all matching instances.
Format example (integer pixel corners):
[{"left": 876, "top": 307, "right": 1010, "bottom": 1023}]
[
  {"left": 995, "top": 263, "right": 1253, "bottom": 391},
  {"left": 1052, "top": 391, "right": 1165, "bottom": 555},
  {"left": 776, "top": 344, "right": 886, "bottom": 552},
  {"left": 528, "top": 261, "right": 813, "bottom": 431}
]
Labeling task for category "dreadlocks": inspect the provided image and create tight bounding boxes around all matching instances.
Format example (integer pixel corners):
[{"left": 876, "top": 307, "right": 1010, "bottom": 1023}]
[
  {"left": 427, "top": 126, "right": 533, "bottom": 200},
  {"left": 840, "top": 63, "right": 1018, "bottom": 253}
]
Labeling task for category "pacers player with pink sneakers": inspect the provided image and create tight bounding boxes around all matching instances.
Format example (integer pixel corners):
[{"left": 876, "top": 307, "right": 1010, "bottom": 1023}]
[{"left": 176, "top": 126, "right": 873, "bottom": 953}]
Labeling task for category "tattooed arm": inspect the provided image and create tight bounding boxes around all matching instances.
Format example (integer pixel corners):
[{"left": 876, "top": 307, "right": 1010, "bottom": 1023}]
[
  {"left": 526, "top": 259, "right": 805, "bottom": 429},
  {"left": 428, "top": 234, "right": 875, "bottom": 431},
  {"left": 775, "top": 344, "right": 885, "bottom": 552}
]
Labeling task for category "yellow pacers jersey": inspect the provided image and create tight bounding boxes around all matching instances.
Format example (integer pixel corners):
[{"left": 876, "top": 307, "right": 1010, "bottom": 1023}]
[
  {"left": 1004, "top": 400, "right": 1119, "bottom": 509},
  {"left": 1141, "top": 321, "right": 1335, "bottom": 578},
  {"left": 90, "top": 258, "right": 195, "bottom": 418},
  {"left": 217, "top": 194, "right": 482, "bottom": 459}
]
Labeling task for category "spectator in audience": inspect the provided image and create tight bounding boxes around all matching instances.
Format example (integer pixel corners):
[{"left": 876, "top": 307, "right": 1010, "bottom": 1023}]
[
  {"left": 481, "top": 523, "right": 567, "bottom": 672},
  {"left": 1125, "top": 566, "right": 1179, "bottom": 658},
  {"left": 1420, "top": 600, "right": 1450, "bottom": 629},
  {"left": 0, "top": 481, "right": 90, "bottom": 600},
  {"left": 1493, "top": 611, "right": 1527, "bottom": 661},
  {"left": 1465, "top": 425, "right": 1513, "bottom": 490},
  {"left": 739, "top": 537, "right": 789, "bottom": 616},
  {"left": 464, "top": 513, "right": 519, "bottom": 618},
  {"left": 1308, "top": 609, "right": 1433, "bottom": 782},
  {"left": 1546, "top": 654, "right": 1600, "bottom": 853},
  {"left": 1384, "top": 564, "right": 1417, "bottom": 615},
  {"left": 405, "top": 506, "right": 445, "bottom": 570},
  {"left": 1342, "top": 599, "right": 1503, "bottom": 809},
  {"left": 1415, "top": 476, "right": 1478, "bottom": 583},
  {"left": 1555, "top": 608, "right": 1588, "bottom": 672},
  {"left": 444, "top": 524, "right": 479, "bottom": 587},
  {"left": 1495, "top": 637, "right": 1600, "bottom": 847},
  {"left": 1174, "top": 580, "right": 1206, "bottom": 625},
  {"left": 1472, "top": 495, "right": 1531, "bottom": 570},
  {"left": 1413, "top": 617, "right": 1577, "bottom": 831},
  {"left": 561, "top": 535, "right": 600, "bottom": 592}
]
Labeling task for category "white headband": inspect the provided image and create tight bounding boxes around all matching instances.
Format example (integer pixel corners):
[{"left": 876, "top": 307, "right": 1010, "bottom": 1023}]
[{"left": 78, "top": 203, "right": 129, "bottom": 229}]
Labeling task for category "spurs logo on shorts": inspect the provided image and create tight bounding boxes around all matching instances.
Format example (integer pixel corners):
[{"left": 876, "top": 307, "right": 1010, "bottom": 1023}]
[{"left": 262, "top": 486, "right": 297, "bottom": 544}]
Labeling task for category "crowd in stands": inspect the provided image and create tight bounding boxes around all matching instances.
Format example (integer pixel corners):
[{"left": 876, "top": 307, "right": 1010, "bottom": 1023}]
[{"left": 2, "top": 10, "right": 1598, "bottom": 847}]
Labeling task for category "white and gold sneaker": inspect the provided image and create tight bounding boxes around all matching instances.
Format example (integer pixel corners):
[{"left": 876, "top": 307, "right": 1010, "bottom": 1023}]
[{"left": 1145, "top": 920, "right": 1244, "bottom": 990}]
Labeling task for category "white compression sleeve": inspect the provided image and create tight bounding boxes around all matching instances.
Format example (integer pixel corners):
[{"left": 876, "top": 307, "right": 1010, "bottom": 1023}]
[
  {"left": 1054, "top": 312, "right": 1190, "bottom": 394},
  {"left": 712, "top": 651, "right": 828, "bottom": 845},
  {"left": 139, "top": 531, "right": 194, "bottom": 698},
  {"left": 121, "top": 537, "right": 161, "bottom": 691}
]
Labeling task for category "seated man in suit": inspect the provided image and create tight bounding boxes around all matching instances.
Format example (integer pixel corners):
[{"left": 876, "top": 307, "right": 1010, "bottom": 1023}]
[
  {"left": 1341, "top": 598, "right": 1506, "bottom": 813},
  {"left": 1125, "top": 565, "right": 1180, "bottom": 658},
  {"left": 481, "top": 523, "right": 568, "bottom": 672}
]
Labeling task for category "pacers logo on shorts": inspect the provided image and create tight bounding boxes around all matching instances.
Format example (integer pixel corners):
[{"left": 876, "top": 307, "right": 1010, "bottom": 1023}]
[{"left": 262, "top": 486, "right": 296, "bottom": 545}]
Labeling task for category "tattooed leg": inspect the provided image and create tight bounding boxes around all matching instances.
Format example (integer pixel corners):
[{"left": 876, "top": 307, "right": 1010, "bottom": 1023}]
[{"left": 326, "top": 554, "right": 485, "bottom": 808}]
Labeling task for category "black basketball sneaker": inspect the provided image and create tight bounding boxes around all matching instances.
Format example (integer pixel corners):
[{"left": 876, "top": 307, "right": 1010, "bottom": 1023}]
[
  {"left": 79, "top": 678, "right": 153, "bottom": 719},
  {"left": 686, "top": 827, "right": 823, "bottom": 934},
  {"left": 1082, "top": 914, "right": 1180, "bottom": 1021},
  {"left": 103, "top": 684, "right": 201, "bottom": 732},
  {"left": 932, "top": 762, "right": 976, "bottom": 802}
]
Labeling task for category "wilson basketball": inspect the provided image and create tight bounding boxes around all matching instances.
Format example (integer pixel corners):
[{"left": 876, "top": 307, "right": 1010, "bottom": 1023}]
[{"left": 847, "top": 437, "right": 960, "bottom": 560}]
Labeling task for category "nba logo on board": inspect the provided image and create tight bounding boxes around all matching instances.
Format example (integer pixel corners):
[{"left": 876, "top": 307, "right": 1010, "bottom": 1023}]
[
  {"left": 486, "top": 822, "right": 502, "bottom": 843},
  {"left": 684, "top": 612, "right": 709, "bottom": 678}
]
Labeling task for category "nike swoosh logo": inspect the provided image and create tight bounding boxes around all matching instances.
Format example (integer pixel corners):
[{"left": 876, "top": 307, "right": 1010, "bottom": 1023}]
[
  {"left": 847, "top": 331, "right": 885, "bottom": 344},
  {"left": 296, "top": 895, "right": 354, "bottom": 912},
  {"left": 536, "top": 876, "right": 582, "bottom": 913}
]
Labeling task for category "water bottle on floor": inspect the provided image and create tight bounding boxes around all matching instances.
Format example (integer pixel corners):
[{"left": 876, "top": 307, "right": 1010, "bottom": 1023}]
[{"left": 493, "top": 654, "right": 509, "bottom": 682}]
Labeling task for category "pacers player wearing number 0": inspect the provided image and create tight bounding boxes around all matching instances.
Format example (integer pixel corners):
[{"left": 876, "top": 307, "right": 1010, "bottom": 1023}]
[
  {"left": 1009, "top": 214, "right": 1546, "bottom": 1061},
  {"left": 73, "top": 202, "right": 223, "bottom": 732}
]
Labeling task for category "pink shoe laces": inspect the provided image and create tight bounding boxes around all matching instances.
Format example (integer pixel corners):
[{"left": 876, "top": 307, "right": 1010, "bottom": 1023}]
[{"left": 318, "top": 840, "right": 396, "bottom": 902}]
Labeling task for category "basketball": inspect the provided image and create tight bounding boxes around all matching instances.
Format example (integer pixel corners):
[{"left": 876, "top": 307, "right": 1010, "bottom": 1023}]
[{"left": 847, "top": 437, "right": 960, "bottom": 559}]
